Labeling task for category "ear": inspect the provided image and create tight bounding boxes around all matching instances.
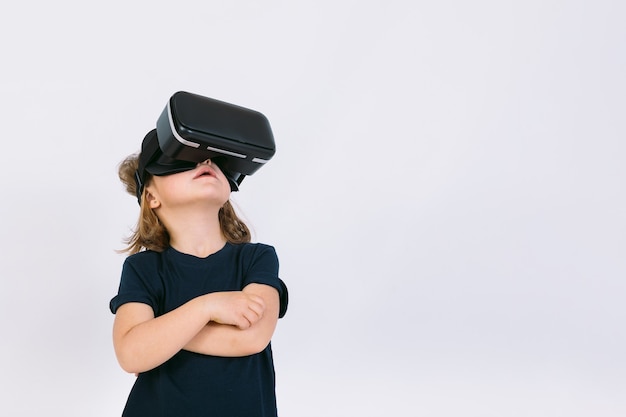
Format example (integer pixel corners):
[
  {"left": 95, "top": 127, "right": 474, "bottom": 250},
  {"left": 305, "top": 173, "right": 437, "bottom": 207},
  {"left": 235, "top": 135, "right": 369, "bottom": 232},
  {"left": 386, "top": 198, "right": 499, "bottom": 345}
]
[{"left": 145, "top": 190, "right": 161, "bottom": 209}]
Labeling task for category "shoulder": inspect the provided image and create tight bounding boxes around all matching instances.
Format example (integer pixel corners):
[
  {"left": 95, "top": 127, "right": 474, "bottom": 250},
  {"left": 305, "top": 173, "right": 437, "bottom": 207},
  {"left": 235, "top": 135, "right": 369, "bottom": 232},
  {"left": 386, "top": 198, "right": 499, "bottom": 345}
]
[
  {"left": 111, "top": 250, "right": 166, "bottom": 314},
  {"left": 231, "top": 242, "right": 278, "bottom": 261},
  {"left": 237, "top": 242, "right": 276, "bottom": 253},
  {"left": 124, "top": 249, "right": 163, "bottom": 263},
  {"left": 122, "top": 250, "right": 164, "bottom": 274},
  {"left": 234, "top": 243, "right": 288, "bottom": 318}
]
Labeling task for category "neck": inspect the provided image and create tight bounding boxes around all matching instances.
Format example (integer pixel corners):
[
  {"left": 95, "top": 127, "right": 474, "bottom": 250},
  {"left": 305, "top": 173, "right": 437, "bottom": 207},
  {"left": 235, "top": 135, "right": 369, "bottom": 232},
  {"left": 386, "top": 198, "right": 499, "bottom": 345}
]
[{"left": 157, "top": 205, "right": 227, "bottom": 258}]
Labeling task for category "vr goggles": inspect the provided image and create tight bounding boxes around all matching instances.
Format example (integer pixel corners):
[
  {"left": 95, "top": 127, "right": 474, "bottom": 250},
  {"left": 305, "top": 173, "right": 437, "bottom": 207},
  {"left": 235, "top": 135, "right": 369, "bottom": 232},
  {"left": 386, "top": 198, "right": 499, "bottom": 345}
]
[{"left": 134, "top": 91, "right": 276, "bottom": 203}]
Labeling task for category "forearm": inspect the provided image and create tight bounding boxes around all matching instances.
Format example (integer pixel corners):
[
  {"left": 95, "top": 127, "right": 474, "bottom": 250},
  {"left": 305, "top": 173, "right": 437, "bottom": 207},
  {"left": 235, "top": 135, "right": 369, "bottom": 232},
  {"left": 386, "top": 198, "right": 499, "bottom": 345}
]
[
  {"left": 184, "top": 321, "right": 274, "bottom": 357},
  {"left": 184, "top": 283, "right": 279, "bottom": 357},
  {"left": 114, "top": 290, "right": 265, "bottom": 373},
  {"left": 114, "top": 296, "right": 211, "bottom": 374}
]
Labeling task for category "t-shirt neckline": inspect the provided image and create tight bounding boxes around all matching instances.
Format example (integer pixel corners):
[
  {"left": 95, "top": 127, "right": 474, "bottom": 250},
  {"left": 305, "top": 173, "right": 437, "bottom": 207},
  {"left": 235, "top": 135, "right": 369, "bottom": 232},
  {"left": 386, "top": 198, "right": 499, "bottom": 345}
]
[{"left": 166, "top": 242, "right": 232, "bottom": 264}]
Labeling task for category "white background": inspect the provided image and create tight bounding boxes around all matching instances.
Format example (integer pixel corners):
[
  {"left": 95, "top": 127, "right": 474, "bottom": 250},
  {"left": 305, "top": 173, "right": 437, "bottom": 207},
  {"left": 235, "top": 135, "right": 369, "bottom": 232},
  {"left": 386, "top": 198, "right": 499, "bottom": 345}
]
[{"left": 1, "top": 1, "right": 624, "bottom": 416}]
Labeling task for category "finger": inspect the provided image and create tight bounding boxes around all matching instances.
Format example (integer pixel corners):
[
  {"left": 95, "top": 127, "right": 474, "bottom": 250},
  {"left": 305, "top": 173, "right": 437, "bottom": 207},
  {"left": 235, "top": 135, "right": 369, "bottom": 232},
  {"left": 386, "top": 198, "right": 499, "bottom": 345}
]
[
  {"left": 248, "top": 294, "right": 266, "bottom": 308},
  {"left": 243, "top": 307, "right": 262, "bottom": 327},
  {"left": 235, "top": 313, "right": 252, "bottom": 330},
  {"left": 249, "top": 296, "right": 266, "bottom": 314},
  {"left": 247, "top": 301, "right": 264, "bottom": 318}
]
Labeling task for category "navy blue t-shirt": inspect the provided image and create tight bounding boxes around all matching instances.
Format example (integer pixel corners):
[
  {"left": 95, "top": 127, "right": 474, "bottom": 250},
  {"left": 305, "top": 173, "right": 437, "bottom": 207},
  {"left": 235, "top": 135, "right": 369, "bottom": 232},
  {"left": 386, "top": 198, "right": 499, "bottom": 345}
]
[{"left": 110, "top": 243, "right": 288, "bottom": 417}]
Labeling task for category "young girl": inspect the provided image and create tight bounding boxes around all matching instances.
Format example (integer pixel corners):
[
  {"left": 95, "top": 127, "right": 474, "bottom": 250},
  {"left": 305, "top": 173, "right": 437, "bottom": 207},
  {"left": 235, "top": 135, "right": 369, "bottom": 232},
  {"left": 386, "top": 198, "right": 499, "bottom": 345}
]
[{"left": 110, "top": 129, "right": 288, "bottom": 417}]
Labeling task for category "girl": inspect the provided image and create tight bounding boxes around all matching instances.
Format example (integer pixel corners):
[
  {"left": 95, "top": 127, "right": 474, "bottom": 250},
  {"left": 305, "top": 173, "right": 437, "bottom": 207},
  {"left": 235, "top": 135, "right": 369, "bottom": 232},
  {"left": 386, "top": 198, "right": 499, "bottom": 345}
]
[{"left": 110, "top": 129, "right": 288, "bottom": 417}]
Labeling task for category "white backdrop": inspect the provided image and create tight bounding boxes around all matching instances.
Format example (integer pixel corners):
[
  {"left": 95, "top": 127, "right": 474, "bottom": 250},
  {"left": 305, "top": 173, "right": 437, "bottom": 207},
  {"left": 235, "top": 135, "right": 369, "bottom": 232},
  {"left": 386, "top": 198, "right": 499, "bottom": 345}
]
[{"left": 1, "top": 1, "right": 624, "bottom": 416}]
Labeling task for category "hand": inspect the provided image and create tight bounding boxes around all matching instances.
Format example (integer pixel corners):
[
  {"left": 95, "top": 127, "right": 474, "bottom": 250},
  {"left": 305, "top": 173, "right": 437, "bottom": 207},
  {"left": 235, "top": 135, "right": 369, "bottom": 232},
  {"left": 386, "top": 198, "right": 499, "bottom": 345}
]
[{"left": 204, "top": 291, "right": 266, "bottom": 329}]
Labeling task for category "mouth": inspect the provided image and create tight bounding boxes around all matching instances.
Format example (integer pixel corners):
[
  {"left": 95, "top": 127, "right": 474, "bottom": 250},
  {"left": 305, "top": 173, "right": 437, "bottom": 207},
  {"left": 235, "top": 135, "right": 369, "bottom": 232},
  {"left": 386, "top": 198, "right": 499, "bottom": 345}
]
[{"left": 193, "top": 166, "right": 217, "bottom": 179}]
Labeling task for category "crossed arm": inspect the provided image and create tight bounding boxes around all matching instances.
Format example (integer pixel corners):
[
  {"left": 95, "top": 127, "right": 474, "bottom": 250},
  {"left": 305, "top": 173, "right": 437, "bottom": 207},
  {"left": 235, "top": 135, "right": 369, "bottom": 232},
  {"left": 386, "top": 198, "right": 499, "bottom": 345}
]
[{"left": 112, "top": 283, "right": 280, "bottom": 374}]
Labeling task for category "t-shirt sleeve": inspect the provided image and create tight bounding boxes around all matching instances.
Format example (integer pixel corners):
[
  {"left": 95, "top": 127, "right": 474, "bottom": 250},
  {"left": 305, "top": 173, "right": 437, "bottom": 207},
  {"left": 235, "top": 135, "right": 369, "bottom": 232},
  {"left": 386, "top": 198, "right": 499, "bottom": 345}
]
[
  {"left": 109, "top": 255, "right": 161, "bottom": 315},
  {"left": 243, "top": 245, "right": 288, "bottom": 318}
]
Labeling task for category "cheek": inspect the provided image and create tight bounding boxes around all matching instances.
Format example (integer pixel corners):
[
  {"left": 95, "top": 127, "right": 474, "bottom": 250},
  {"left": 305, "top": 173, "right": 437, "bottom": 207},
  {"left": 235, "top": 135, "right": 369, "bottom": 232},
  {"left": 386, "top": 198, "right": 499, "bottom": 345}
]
[{"left": 151, "top": 176, "right": 182, "bottom": 200}]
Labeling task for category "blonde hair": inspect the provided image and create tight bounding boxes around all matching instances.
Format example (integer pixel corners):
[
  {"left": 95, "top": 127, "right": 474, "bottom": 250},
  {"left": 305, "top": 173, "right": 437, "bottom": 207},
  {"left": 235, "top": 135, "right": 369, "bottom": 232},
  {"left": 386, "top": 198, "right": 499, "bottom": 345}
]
[{"left": 118, "top": 153, "right": 251, "bottom": 254}]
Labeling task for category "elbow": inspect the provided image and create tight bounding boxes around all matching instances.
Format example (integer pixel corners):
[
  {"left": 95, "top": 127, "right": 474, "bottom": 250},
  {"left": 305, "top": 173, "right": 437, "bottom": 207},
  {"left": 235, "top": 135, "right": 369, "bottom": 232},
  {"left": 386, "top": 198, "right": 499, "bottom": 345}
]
[
  {"left": 114, "top": 344, "right": 152, "bottom": 374},
  {"left": 117, "top": 355, "right": 154, "bottom": 375},
  {"left": 221, "top": 331, "right": 271, "bottom": 357},
  {"left": 241, "top": 336, "right": 272, "bottom": 356},
  {"left": 115, "top": 351, "right": 141, "bottom": 374},
  {"left": 241, "top": 321, "right": 277, "bottom": 355},
  {"left": 117, "top": 358, "right": 141, "bottom": 375}
]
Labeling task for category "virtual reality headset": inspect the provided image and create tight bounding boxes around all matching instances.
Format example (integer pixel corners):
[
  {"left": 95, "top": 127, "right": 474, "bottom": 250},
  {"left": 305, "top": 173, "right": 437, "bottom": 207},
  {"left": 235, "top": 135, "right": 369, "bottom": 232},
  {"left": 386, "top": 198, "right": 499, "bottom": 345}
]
[{"left": 134, "top": 91, "right": 276, "bottom": 203}]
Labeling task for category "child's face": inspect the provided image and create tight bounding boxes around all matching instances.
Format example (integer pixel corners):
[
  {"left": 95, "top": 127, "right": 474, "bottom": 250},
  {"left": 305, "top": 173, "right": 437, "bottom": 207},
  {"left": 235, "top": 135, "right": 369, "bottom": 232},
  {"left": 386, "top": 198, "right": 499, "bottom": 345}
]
[{"left": 146, "top": 160, "right": 231, "bottom": 210}]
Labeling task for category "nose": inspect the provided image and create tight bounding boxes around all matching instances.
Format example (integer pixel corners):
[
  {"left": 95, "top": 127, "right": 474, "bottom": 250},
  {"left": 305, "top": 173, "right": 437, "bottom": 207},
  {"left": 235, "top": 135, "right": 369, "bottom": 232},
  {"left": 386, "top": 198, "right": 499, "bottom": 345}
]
[{"left": 198, "top": 159, "right": 212, "bottom": 166}]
